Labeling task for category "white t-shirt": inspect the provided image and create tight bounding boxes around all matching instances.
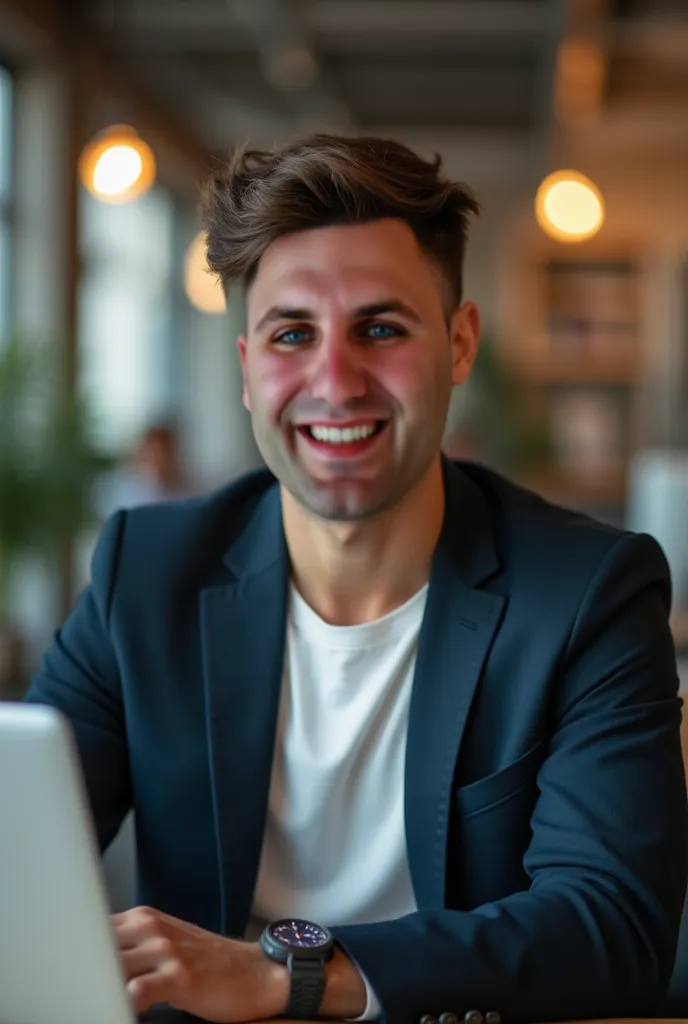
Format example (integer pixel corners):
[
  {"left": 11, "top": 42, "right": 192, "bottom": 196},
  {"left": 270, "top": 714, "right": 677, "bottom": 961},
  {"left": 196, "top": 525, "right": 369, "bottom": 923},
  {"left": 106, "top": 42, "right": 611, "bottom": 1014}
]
[{"left": 247, "top": 582, "right": 427, "bottom": 1017}]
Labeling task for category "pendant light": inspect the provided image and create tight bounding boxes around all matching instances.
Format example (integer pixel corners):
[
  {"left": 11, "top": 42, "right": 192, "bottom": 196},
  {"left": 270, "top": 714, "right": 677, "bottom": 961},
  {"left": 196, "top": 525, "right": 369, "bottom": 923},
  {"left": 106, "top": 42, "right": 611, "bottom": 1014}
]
[
  {"left": 78, "top": 0, "right": 156, "bottom": 204},
  {"left": 535, "top": 170, "right": 605, "bottom": 243},
  {"left": 79, "top": 124, "right": 156, "bottom": 204}
]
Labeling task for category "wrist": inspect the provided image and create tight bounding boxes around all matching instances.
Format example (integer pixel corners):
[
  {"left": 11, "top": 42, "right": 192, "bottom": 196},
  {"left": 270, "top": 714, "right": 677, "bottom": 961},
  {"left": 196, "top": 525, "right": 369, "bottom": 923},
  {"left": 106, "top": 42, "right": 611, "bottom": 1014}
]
[
  {"left": 320, "top": 945, "right": 367, "bottom": 1020},
  {"left": 247, "top": 941, "right": 291, "bottom": 1018}
]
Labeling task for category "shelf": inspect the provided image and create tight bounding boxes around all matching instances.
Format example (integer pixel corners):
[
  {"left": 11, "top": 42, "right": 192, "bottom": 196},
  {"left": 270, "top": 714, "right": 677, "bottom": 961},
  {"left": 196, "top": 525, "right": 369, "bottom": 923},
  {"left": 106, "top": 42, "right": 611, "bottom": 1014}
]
[{"left": 516, "top": 254, "right": 643, "bottom": 386}]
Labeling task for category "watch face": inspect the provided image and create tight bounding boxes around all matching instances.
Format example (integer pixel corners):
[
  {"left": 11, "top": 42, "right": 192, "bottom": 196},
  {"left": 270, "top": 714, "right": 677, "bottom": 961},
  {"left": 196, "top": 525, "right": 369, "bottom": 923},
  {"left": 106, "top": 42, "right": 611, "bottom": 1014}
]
[{"left": 269, "top": 918, "right": 330, "bottom": 950}]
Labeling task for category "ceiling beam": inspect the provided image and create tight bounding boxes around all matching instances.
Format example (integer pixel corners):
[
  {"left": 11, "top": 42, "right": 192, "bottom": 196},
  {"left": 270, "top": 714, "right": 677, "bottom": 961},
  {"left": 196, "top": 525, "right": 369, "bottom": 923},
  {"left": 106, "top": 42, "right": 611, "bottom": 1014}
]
[
  {"left": 93, "top": 0, "right": 558, "bottom": 41},
  {"left": 109, "top": 31, "right": 549, "bottom": 59},
  {"left": 304, "top": 0, "right": 560, "bottom": 37},
  {"left": 337, "top": 65, "right": 533, "bottom": 102}
]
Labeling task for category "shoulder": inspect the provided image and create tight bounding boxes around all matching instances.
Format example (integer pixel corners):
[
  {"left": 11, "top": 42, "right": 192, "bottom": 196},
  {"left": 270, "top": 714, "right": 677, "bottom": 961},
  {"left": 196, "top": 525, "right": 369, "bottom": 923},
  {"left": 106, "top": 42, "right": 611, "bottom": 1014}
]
[
  {"left": 453, "top": 460, "right": 671, "bottom": 604},
  {"left": 119, "top": 466, "right": 277, "bottom": 537},
  {"left": 90, "top": 467, "right": 278, "bottom": 593}
]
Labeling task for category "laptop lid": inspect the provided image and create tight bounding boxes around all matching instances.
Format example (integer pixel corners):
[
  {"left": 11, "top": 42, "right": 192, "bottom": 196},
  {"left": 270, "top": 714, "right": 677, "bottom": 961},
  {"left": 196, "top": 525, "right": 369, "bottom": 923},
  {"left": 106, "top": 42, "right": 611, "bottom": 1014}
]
[{"left": 0, "top": 702, "right": 135, "bottom": 1024}]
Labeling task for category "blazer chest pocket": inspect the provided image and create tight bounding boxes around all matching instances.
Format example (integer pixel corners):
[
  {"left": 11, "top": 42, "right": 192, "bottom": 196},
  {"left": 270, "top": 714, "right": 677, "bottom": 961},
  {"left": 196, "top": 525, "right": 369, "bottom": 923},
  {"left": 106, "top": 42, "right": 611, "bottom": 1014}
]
[{"left": 452, "top": 741, "right": 544, "bottom": 910}]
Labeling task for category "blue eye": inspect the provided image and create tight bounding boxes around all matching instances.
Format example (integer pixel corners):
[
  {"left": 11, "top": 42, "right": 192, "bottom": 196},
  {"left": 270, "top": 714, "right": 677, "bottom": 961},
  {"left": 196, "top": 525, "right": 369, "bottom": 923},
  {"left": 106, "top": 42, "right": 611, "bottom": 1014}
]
[
  {"left": 275, "top": 328, "right": 309, "bottom": 346},
  {"left": 365, "top": 322, "right": 402, "bottom": 339}
]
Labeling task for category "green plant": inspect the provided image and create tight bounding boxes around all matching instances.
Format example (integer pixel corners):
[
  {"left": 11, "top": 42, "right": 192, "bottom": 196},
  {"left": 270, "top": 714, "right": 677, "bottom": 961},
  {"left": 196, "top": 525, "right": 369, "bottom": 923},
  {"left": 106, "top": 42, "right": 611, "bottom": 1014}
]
[{"left": 0, "top": 335, "right": 112, "bottom": 619}]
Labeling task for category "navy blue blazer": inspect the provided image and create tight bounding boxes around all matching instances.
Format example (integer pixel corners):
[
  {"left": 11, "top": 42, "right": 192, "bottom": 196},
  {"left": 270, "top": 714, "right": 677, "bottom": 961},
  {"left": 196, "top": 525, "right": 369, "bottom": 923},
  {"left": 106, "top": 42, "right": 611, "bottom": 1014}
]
[{"left": 26, "top": 459, "right": 688, "bottom": 1023}]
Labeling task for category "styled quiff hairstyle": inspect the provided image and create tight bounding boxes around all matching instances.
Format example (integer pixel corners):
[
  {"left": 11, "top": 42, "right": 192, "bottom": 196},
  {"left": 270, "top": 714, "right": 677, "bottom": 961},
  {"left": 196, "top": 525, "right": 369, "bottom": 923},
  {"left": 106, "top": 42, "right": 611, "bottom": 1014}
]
[{"left": 200, "top": 133, "right": 480, "bottom": 309}]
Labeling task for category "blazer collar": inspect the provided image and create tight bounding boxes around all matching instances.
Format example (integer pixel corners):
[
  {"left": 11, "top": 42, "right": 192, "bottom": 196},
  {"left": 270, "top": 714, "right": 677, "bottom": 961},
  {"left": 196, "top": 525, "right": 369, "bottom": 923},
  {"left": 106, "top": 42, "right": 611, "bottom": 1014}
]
[
  {"left": 436, "top": 456, "right": 502, "bottom": 588},
  {"left": 221, "top": 480, "right": 286, "bottom": 582},
  {"left": 220, "top": 457, "right": 502, "bottom": 590}
]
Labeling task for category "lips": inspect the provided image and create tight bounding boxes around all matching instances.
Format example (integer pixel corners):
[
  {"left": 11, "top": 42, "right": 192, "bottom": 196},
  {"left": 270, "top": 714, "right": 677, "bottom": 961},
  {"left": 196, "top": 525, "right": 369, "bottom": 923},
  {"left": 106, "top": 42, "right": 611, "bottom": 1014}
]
[
  {"left": 302, "top": 421, "right": 384, "bottom": 444},
  {"left": 297, "top": 420, "right": 388, "bottom": 458}
]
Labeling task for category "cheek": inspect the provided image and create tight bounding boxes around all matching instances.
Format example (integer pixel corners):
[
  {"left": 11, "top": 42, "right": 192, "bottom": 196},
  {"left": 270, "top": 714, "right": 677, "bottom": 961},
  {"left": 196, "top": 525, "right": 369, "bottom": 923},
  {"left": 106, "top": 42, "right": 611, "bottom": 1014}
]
[
  {"left": 376, "top": 350, "right": 448, "bottom": 407},
  {"left": 246, "top": 352, "right": 304, "bottom": 420}
]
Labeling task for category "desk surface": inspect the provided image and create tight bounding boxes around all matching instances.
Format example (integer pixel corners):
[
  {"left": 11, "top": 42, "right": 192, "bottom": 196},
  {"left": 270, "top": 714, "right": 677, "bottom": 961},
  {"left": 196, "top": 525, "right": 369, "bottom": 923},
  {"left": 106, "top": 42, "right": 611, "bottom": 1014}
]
[{"left": 143, "top": 1012, "right": 688, "bottom": 1024}]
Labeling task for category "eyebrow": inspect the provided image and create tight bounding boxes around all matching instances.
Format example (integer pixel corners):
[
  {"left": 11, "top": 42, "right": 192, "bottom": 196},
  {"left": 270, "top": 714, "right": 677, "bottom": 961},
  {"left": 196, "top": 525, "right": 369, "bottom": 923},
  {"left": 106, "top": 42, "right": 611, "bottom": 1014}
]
[
  {"left": 253, "top": 307, "right": 312, "bottom": 333},
  {"left": 252, "top": 299, "right": 422, "bottom": 334}
]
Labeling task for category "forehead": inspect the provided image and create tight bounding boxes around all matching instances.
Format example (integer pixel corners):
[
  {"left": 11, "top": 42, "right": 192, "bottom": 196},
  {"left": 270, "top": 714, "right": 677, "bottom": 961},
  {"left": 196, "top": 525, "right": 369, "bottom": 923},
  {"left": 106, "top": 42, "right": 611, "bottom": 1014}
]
[{"left": 246, "top": 219, "right": 446, "bottom": 322}]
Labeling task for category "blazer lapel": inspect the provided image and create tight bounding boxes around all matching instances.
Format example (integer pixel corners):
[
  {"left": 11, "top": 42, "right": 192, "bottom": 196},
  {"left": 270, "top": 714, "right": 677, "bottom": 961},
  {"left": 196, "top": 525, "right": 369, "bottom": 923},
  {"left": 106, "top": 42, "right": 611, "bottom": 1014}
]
[
  {"left": 405, "top": 460, "right": 506, "bottom": 909},
  {"left": 200, "top": 483, "right": 289, "bottom": 937}
]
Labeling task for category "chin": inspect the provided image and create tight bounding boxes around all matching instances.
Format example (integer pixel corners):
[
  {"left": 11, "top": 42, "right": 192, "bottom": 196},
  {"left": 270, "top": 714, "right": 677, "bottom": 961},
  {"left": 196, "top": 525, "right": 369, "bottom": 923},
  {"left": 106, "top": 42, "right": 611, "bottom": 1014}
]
[{"left": 299, "top": 480, "right": 398, "bottom": 523}]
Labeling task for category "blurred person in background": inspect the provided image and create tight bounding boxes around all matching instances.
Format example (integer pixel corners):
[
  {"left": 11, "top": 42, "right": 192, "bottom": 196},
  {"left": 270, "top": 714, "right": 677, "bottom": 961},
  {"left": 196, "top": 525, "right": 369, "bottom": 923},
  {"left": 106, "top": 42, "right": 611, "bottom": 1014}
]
[
  {"left": 26, "top": 134, "right": 687, "bottom": 1024},
  {"left": 94, "top": 419, "right": 197, "bottom": 518}
]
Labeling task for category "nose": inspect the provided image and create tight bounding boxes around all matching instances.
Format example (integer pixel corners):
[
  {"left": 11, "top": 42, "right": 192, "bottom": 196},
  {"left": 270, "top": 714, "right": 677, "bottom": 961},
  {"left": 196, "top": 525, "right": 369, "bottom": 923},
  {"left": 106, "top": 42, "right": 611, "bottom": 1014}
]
[{"left": 308, "top": 334, "right": 367, "bottom": 408}]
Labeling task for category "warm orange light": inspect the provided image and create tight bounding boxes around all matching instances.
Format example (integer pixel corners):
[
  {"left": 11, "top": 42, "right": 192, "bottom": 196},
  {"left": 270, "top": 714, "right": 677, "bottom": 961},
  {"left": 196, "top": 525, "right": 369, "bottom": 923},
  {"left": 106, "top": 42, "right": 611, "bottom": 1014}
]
[
  {"left": 184, "top": 232, "right": 227, "bottom": 315},
  {"left": 535, "top": 169, "right": 605, "bottom": 243},
  {"left": 78, "top": 124, "right": 156, "bottom": 204}
]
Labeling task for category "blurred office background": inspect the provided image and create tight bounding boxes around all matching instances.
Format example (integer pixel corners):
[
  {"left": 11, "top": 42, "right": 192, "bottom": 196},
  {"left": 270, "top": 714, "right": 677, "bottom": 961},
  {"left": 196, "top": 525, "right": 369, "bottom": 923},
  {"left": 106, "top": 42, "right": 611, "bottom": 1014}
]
[{"left": 0, "top": 0, "right": 687, "bottom": 695}]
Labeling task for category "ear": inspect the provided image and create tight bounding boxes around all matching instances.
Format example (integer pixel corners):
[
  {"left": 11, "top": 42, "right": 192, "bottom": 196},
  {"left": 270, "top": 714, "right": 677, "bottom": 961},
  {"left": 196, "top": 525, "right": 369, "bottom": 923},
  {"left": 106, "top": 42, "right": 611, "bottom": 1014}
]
[
  {"left": 449, "top": 301, "right": 480, "bottom": 386},
  {"left": 237, "top": 335, "right": 251, "bottom": 411}
]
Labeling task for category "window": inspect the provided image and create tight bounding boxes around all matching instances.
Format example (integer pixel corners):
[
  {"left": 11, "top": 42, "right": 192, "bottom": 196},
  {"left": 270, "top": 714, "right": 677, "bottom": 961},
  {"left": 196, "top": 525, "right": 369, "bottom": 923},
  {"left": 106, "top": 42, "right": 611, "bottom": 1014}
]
[{"left": 77, "top": 186, "right": 176, "bottom": 451}]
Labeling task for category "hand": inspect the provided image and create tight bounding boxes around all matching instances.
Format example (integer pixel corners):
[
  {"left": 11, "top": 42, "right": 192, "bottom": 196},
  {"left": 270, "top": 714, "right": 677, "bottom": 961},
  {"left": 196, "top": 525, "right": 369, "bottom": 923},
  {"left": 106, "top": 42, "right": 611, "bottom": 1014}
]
[{"left": 111, "top": 906, "right": 288, "bottom": 1022}]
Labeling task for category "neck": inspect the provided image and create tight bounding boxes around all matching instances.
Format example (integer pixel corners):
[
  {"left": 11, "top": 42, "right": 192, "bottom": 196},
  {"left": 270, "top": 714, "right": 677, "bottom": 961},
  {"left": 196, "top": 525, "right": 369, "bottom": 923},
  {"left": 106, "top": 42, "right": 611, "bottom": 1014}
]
[{"left": 281, "top": 457, "right": 445, "bottom": 626}]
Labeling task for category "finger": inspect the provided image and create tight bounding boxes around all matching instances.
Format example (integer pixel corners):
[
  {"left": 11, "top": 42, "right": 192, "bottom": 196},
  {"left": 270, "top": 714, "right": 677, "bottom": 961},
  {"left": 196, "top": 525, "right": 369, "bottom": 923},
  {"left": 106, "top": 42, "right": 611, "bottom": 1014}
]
[
  {"left": 112, "top": 906, "right": 180, "bottom": 928},
  {"left": 119, "top": 938, "right": 179, "bottom": 980},
  {"left": 113, "top": 920, "right": 147, "bottom": 951},
  {"left": 111, "top": 906, "right": 157, "bottom": 928},
  {"left": 112, "top": 907, "right": 165, "bottom": 950},
  {"left": 127, "top": 960, "right": 189, "bottom": 1016}
]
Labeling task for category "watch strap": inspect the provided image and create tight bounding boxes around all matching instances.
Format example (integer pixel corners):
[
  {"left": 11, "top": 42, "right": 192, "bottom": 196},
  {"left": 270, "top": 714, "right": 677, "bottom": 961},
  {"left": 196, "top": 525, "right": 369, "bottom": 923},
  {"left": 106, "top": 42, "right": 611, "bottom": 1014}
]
[{"left": 283, "top": 955, "right": 327, "bottom": 1018}]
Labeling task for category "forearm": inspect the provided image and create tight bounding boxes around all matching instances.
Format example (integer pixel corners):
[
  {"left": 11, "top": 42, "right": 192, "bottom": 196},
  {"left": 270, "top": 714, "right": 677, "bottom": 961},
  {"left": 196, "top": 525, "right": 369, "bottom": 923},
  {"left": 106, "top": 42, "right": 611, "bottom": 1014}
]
[{"left": 332, "top": 879, "right": 681, "bottom": 1024}]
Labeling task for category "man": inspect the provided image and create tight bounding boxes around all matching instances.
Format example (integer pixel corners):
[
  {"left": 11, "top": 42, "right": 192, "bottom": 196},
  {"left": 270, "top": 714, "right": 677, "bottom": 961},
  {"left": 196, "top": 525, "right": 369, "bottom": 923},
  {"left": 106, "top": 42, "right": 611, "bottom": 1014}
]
[{"left": 27, "top": 134, "right": 687, "bottom": 1024}]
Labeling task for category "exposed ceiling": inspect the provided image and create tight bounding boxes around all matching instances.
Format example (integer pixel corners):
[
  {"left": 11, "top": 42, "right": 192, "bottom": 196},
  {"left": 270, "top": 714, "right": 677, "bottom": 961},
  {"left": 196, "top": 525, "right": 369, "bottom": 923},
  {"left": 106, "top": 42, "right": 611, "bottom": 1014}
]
[
  {"left": 85, "top": 0, "right": 567, "bottom": 160},
  {"left": 41, "top": 0, "right": 688, "bottom": 179}
]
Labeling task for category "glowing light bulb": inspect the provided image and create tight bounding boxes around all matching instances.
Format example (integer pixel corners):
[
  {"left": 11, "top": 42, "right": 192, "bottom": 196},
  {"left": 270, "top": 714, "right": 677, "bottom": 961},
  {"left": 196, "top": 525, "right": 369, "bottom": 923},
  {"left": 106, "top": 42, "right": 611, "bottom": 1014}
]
[
  {"left": 535, "top": 170, "right": 605, "bottom": 243},
  {"left": 93, "top": 144, "right": 143, "bottom": 196},
  {"left": 79, "top": 125, "right": 156, "bottom": 204}
]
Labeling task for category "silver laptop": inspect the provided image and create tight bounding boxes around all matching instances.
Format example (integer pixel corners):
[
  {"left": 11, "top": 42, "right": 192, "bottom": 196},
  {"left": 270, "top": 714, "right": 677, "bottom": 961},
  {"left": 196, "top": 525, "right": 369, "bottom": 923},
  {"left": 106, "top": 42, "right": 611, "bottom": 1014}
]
[{"left": 0, "top": 701, "right": 136, "bottom": 1024}]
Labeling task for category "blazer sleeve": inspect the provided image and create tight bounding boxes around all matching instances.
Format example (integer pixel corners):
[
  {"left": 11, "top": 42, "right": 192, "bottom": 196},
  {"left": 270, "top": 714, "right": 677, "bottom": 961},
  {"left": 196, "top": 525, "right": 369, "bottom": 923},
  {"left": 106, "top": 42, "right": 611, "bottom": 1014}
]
[
  {"left": 331, "top": 533, "right": 688, "bottom": 1023},
  {"left": 24, "top": 511, "right": 131, "bottom": 851}
]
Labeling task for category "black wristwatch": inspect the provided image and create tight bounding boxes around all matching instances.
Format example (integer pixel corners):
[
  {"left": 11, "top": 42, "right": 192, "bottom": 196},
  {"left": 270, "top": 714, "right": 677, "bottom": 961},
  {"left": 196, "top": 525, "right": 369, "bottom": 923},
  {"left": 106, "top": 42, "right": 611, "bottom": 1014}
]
[{"left": 260, "top": 918, "right": 334, "bottom": 1019}]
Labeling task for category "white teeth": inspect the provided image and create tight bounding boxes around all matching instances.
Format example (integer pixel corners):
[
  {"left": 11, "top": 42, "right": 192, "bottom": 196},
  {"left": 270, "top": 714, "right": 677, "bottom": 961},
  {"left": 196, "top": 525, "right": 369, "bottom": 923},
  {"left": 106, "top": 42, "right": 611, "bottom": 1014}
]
[{"left": 309, "top": 423, "right": 379, "bottom": 444}]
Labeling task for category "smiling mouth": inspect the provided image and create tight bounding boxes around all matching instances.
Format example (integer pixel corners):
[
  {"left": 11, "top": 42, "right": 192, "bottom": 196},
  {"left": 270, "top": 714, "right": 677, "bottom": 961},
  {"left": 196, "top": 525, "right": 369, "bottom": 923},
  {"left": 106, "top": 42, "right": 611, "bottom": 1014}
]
[
  {"left": 300, "top": 421, "right": 386, "bottom": 445},
  {"left": 295, "top": 420, "right": 389, "bottom": 456}
]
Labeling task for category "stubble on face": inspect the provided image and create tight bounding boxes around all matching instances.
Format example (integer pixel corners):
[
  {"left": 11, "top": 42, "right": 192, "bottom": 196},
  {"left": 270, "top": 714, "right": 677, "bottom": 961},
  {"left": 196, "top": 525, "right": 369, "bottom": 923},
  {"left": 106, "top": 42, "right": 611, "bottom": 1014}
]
[{"left": 240, "top": 219, "right": 466, "bottom": 524}]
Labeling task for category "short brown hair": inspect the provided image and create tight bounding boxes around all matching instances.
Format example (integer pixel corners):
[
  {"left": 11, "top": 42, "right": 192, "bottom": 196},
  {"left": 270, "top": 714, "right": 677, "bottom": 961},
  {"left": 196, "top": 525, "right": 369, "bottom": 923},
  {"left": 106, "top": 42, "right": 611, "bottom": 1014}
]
[{"left": 200, "top": 133, "right": 480, "bottom": 308}]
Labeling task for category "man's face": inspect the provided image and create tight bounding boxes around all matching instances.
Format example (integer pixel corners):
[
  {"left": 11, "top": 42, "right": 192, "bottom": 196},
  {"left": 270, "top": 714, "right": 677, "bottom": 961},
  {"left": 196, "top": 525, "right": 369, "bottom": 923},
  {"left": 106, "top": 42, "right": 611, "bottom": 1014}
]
[{"left": 239, "top": 218, "right": 479, "bottom": 522}]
